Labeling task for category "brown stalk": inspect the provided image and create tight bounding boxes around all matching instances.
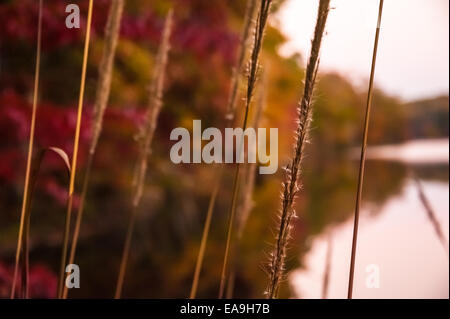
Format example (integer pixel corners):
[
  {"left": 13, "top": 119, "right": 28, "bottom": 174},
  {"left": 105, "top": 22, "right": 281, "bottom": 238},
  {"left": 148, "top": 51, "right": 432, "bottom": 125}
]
[
  {"left": 114, "top": 9, "right": 173, "bottom": 299},
  {"left": 347, "top": 0, "right": 384, "bottom": 299},
  {"left": 219, "top": 0, "right": 273, "bottom": 299},
  {"left": 62, "top": 0, "right": 125, "bottom": 299},
  {"left": 236, "top": 70, "right": 267, "bottom": 239},
  {"left": 189, "top": 0, "right": 257, "bottom": 299},
  {"left": 57, "top": 0, "right": 94, "bottom": 299},
  {"left": 189, "top": 173, "right": 222, "bottom": 299},
  {"left": 10, "top": 0, "right": 43, "bottom": 299},
  {"left": 226, "top": 70, "right": 267, "bottom": 299},
  {"left": 266, "top": 0, "right": 330, "bottom": 299},
  {"left": 322, "top": 234, "right": 333, "bottom": 299},
  {"left": 21, "top": 148, "right": 71, "bottom": 299}
]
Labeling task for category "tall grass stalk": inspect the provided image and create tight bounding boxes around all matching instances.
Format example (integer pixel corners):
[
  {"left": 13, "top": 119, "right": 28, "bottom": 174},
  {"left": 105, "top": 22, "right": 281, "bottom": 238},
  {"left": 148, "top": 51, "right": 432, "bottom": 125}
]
[
  {"left": 218, "top": 0, "right": 273, "bottom": 299},
  {"left": 57, "top": 0, "right": 94, "bottom": 299},
  {"left": 189, "top": 0, "right": 257, "bottom": 299},
  {"left": 266, "top": 0, "right": 330, "bottom": 299},
  {"left": 62, "top": 0, "right": 125, "bottom": 299},
  {"left": 236, "top": 70, "right": 266, "bottom": 240},
  {"left": 347, "top": 0, "right": 384, "bottom": 299},
  {"left": 114, "top": 9, "right": 173, "bottom": 299},
  {"left": 226, "top": 70, "right": 267, "bottom": 299},
  {"left": 10, "top": 0, "right": 43, "bottom": 299}
]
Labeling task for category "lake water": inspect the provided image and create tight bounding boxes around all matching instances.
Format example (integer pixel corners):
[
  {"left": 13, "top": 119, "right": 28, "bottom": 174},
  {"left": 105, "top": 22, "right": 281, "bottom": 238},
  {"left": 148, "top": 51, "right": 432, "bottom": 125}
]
[{"left": 292, "top": 139, "right": 449, "bottom": 299}]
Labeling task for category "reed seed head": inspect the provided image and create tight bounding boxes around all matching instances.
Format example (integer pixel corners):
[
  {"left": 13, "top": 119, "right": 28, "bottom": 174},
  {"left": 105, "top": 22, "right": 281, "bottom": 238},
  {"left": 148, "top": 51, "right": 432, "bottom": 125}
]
[{"left": 266, "top": 0, "right": 330, "bottom": 299}]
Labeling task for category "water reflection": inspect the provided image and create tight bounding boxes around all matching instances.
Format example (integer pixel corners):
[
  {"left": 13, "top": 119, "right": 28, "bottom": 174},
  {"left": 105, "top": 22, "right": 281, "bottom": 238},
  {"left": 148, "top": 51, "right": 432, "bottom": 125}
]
[{"left": 292, "top": 139, "right": 449, "bottom": 299}]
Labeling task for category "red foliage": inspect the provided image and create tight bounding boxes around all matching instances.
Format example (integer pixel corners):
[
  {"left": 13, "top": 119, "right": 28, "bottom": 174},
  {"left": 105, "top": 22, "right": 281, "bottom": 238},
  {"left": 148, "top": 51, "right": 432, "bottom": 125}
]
[
  {"left": 0, "top": 88, "right": 145, "bottom": 204},
  {"left": 0, "top": 0, "right": 239, "bottom": 203},
  {"left": 0, "top": 261, "right": 57, "bottom": 299},
  {"left": 0, "top": 0, "right": 238, "bottom": 63},
  {"left": 0, "top": 88, "right": 91, "bottom": 168}
]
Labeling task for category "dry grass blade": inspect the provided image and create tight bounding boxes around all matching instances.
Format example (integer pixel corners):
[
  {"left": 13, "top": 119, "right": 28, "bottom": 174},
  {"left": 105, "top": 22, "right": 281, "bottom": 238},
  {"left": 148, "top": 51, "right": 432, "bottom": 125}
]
[
  {"left": 189, "top": 175, "right": 222, "bottom": 299},
  {"left": 89, "top": 0, "right": 125, "bottom": 155},
  {"left": 63, "top": 0, "right": 125, "bottom": 299},
  {"left": 236, "top": 70, "right": 267, "bottom": 239},
  {"left": 219, "top": 0, "right": 273, "bottom": 299},
  {"left": 114, "top": 9, "right": 173, "bottom": 299},
  {"left": 414, "top": 177, "right": 448, "bottom": 254},
  {"left": 20, "top": 147, "right": 71, "bottom": 299},
  {"left": 347, "top": 0, "right": 384, "bottom": 299},
  {"left": 226, "top": 70, "right": 267, "bottom": 299},
  {"left": 132, "top": 9, "right": 172, "bottom": 208},
  {"left": 266, "top": 0, "right": 330, "bottom": 299},
  {"left": 189, "top": 0, "right": 257, "bottom": 299},
  {"left": 57, "top": 0, "right": 94, "bottom": 299},
  {"left": 10, "top": 0, "right": 43, "bottom": 299}
]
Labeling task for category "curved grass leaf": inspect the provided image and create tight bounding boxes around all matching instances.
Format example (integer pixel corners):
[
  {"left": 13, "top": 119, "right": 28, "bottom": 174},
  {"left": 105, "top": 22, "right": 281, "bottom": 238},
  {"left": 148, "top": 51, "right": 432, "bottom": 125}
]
[{"left": 19, "top": 147, "right": 71, "bottom": 299}]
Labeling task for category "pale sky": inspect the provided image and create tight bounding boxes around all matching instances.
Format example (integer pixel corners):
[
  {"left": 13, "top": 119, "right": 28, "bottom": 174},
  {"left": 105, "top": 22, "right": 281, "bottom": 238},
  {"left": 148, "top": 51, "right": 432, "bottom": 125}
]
[{"left": 276, "top": 0, "right": 450, "bottom": 101}]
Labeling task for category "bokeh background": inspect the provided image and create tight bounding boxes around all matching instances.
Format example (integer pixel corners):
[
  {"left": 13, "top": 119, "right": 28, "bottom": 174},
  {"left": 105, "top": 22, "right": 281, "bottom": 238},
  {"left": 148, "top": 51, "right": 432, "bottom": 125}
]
[{"left": 0, "top": 0, "right": 448, "bottom": 298}]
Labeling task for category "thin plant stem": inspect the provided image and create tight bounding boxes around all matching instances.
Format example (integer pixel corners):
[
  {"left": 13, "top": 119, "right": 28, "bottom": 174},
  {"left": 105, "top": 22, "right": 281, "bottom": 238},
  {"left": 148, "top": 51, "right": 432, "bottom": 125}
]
[
  {"left": 19, "top": 147, "right": 71, "bottom": 300},
  {"left": 114, "top": 9, "right": 173, "bottom": 299},
  {"left": 266, "top": 0, "right": 330, "bottom": 299},
  {"left": 225, "top": 267, "right": 236, "bottom": 299},
  {"left": 63, "top": 0, "right": 124, "bottom": 299},
  {"left": 114, "top": 205, "right": 138, "bottom": 299},
  {"left": 219, "top": 166, "right": 241, "bottom": 298},
  {"left": 189, "top": 0, "right": 257, "bottom": 299},
  {"left": 219, "top": 0, "right": 273, "bottom": 299},
  {"left": 10, "top": 0, "right": 43, "bottom": 299},
  {"left": 22, "top": 215, "right": 30, "bottom": 299},
  {"left": 347, "top": 0, "right": 384, "bottom": 300},
  {"left": 322, "top": 234, "right": 332, "bottom": 299},
  {"left": 236, "top": 69, "right": 267, "bottom": 239},
  {"left": 226, "top": 70, "right": 267, "bottom": 299},
  {"left": 189, "top": 171, "right": 222, "bottom": 298},
  {"left": 57, "top": 0, "right": 94, "bottom": 299},
  {"left": 57, "top": 196, "right": 74, "bottom": 298}
]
